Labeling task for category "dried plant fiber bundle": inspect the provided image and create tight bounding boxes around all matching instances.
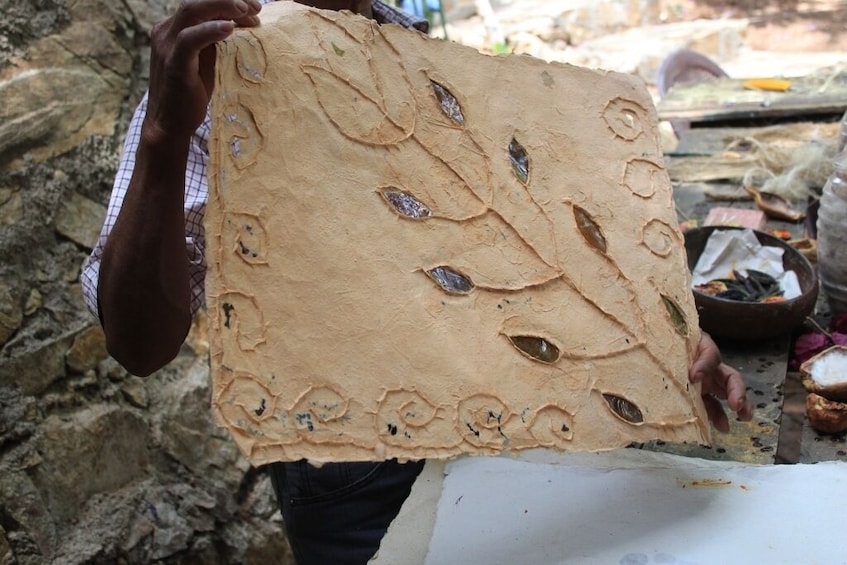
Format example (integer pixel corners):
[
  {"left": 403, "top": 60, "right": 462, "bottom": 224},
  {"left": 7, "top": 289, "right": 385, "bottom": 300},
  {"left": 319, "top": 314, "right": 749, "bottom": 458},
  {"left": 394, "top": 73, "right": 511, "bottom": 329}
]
[{"left": 206, "top": 1, "right": 710, "bottom": 465}]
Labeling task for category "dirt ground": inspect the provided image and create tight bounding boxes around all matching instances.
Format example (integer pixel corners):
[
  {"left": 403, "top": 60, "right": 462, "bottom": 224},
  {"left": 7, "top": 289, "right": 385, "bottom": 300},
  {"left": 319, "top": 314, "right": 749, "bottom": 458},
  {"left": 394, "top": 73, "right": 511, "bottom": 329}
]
[
  {"left": 683, "top": 0, "right": 847, "bottom": 52},
  {"left": 443, "top": 0, "right": 847, "bottom": 81}
]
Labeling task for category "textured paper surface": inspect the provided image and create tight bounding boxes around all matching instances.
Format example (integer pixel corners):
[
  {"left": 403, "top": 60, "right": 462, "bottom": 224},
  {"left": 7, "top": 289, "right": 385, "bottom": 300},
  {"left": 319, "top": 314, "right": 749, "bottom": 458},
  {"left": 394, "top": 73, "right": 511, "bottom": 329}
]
[{"left": 206, "top": 1, "right": 710, "bottom": 465}]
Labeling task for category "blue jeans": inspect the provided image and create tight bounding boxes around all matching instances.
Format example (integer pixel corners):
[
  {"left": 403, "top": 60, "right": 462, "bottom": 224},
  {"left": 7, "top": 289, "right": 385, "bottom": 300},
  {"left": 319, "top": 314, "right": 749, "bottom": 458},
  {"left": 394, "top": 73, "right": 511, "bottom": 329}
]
[{"left": 267, "top": 459, "right": 425, "bottom": 564}]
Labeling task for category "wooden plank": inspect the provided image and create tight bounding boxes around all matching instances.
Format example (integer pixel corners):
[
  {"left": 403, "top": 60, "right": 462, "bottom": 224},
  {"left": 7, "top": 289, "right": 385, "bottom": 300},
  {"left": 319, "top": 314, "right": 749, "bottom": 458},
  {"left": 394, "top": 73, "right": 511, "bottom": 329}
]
[
  {"left": 672, "top": 182, "right": 734, "bottom": 222},
  {"left": 800, "top": 415, "right": 847, "bottom": 463},
  {"left": 666, "top": 121, "right": 841, "bottom": 183},
  {"left": 646, "top": 186, "right": 812, "bottom": 463},
  {"left": 657, "top": 72, "right": 847, "bottom": 123},
  {"left": 650, "top": 178, "right": 815, "bottom": 463},
  {"left": 672, "top": 182, "right": 806, "bottom": 238},
  {"left": 775, "top": 370, "right": 806, "bottom": 463},
  {"left": 774, "top": 365, "right": 847, "bottom": 465},
  {"left": 671, "top": 122, "right": 841, "bottom": 156},
  {"left": 667, "top": 155, "right": 754, "bottom": 182},
  {"left": 662, "top": 98, "right": 845, "bottom": 123}
]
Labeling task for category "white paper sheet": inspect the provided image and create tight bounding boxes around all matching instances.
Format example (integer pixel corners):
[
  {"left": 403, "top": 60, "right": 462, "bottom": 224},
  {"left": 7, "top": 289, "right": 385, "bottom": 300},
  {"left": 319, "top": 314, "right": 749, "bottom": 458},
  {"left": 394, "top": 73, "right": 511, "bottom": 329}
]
[
  {"left": 691, "top": 229, "right": 801, "bottom": 299},
  {"left": 374, "top": 450, "right": 847, "bottom": 565}
]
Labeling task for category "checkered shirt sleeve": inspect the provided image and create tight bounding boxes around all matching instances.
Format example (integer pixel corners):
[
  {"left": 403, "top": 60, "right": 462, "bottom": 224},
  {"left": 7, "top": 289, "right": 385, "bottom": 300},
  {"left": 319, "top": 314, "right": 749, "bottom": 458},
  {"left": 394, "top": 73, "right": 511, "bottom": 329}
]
[
  {"left": 373, "top": 0, "right": 429, "bottom": 32},
  {"left": 80, "top": 0, "right": 427, "bottom": 321},
  {"left": 80, "top": 93, "right": 212, "bottom": 320}
]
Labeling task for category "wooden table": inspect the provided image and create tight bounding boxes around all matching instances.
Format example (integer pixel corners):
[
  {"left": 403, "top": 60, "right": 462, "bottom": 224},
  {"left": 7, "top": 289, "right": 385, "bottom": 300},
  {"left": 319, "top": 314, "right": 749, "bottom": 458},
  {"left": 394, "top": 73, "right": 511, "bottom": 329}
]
[
  {"left": 637, "top": 334, "right": 789, "bottom": 464},
  {"left": 657, "top": 71, "right": 847, "bottom": 126},
  {"left": 638, "top": 120, "right": 847, "bottom": 465}
]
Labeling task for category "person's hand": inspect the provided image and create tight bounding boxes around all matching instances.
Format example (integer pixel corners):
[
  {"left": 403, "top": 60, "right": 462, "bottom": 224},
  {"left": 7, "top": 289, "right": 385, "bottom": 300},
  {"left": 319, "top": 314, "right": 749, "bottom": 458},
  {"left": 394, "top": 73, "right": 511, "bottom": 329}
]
[
  {"left": 145, "top": 0, "right": 262, "bottom": 141},
  {"left": 689, "top": 332, "right": 754, "bottom": 433}
]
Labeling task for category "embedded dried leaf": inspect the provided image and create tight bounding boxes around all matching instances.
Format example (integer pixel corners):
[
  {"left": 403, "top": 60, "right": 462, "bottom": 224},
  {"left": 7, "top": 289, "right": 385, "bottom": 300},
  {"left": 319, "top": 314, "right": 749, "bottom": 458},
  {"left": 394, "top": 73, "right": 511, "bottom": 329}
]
[
  {"left": 573, "top": 205, "right": 607, "bottom": 254},
  {"left": 432, "top": 81, "right": 464, "bottom": 125},
  {"left": 603, "top": 393, "right": 644, "bottom": 424},
  {"left": 508, "top": 137, "right": 529, "bottom": 184},
  {"left": 380, "top": 190, "right": 432, "bottom": 219},
  {"left": 508, "top": 335, "right": 560, "bottom": 364},
  {"left": 661, "top": 295, "right": 688, "bottom": 336},
  {"left": 426, "top": 266, "right": 474, "bottom": 294}
]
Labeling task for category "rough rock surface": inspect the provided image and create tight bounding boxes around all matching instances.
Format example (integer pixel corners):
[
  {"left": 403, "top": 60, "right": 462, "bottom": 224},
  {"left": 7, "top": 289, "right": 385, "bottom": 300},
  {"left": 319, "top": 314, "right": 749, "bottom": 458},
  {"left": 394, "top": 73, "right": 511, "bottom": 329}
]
[{"left": 0, "top": 0, "right": 292, "bottom": 562}]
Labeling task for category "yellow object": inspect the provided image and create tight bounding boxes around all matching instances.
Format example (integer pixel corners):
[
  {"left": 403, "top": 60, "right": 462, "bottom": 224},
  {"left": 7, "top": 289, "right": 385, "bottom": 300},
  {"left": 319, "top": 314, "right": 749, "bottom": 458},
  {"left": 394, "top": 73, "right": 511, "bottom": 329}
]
[{"left": 742, "top": 78, "right": 793, "bottom": 92}]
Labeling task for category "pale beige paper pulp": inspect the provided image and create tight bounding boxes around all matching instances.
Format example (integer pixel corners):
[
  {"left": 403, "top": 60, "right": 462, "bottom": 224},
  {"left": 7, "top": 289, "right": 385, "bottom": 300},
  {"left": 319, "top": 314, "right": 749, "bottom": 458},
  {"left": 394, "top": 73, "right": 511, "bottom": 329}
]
[{"left": 206, "top": 1, "right": 710, "bottom": 465}]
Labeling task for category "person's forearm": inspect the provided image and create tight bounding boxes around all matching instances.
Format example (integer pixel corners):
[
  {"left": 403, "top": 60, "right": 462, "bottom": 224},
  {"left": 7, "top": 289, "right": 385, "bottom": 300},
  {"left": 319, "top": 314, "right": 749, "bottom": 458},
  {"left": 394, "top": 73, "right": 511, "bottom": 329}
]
[{"left": 99, "top": 125, "right": 194, "bottom": 376}]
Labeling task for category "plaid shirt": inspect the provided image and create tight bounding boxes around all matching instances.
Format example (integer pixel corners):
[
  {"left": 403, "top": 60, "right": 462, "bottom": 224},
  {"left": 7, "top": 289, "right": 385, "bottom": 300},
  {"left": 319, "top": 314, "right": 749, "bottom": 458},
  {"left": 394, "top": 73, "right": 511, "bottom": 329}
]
[{"left": 81, "top": 1, "right": 427, "bottom": 319}]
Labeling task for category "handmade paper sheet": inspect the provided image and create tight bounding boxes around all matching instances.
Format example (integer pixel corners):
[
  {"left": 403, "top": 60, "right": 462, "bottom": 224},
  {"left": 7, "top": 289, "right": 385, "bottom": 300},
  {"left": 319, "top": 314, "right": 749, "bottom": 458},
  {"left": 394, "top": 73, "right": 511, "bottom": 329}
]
[{"left": 206, "top": 1, "right": 710, "bottom": 465}]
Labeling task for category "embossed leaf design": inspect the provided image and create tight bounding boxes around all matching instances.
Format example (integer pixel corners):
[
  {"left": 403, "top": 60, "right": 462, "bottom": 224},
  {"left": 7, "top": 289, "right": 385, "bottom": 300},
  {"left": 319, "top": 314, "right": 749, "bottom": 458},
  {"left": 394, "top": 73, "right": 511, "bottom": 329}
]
[
  {"left": 221, "top": 103, "right": 265, "bottom": 170},
  {"left": 413, "top": 72, "right": 494, "bottom": 207},
  {"left": 376, "top": 145, "right": 487, "bottom": 220},
  {"left": 304, "top": 64, "right": 414, "bottom": 145},
  {"left": 421, "top": 213, "right": 560, "bottom": 290},
  {"left": 500, "top": 279, "right": 639, "bottom": 360},
  {"left": 223, "top": 212, "right": 268, "bottom": 263},
  {"left": 207, "top": 5, "right": 710, "bottom": 464},
  {"left": 396, "top": 81, "right": 658, "bottom": 374},
  {"left": 301, "top": 18, "right": 416, "bottom": 146},
  {"left": 234, "top": 33, "right": 267, "bottom": 83}
]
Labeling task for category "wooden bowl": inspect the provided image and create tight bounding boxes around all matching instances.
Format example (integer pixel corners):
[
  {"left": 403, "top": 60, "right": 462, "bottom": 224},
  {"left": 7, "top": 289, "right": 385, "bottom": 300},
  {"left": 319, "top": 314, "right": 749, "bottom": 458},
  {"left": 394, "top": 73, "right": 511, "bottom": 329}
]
[{"left": 684, "top": 226, "right": 818, "bottom": 340}]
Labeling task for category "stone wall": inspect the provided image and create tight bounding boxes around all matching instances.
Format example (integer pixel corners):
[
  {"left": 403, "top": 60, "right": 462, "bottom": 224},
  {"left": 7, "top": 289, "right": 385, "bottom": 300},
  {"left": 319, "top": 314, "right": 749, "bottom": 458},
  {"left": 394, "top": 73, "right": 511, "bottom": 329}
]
[{"left": 0, "top": 0, "right": 292, "bottom": 562}]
